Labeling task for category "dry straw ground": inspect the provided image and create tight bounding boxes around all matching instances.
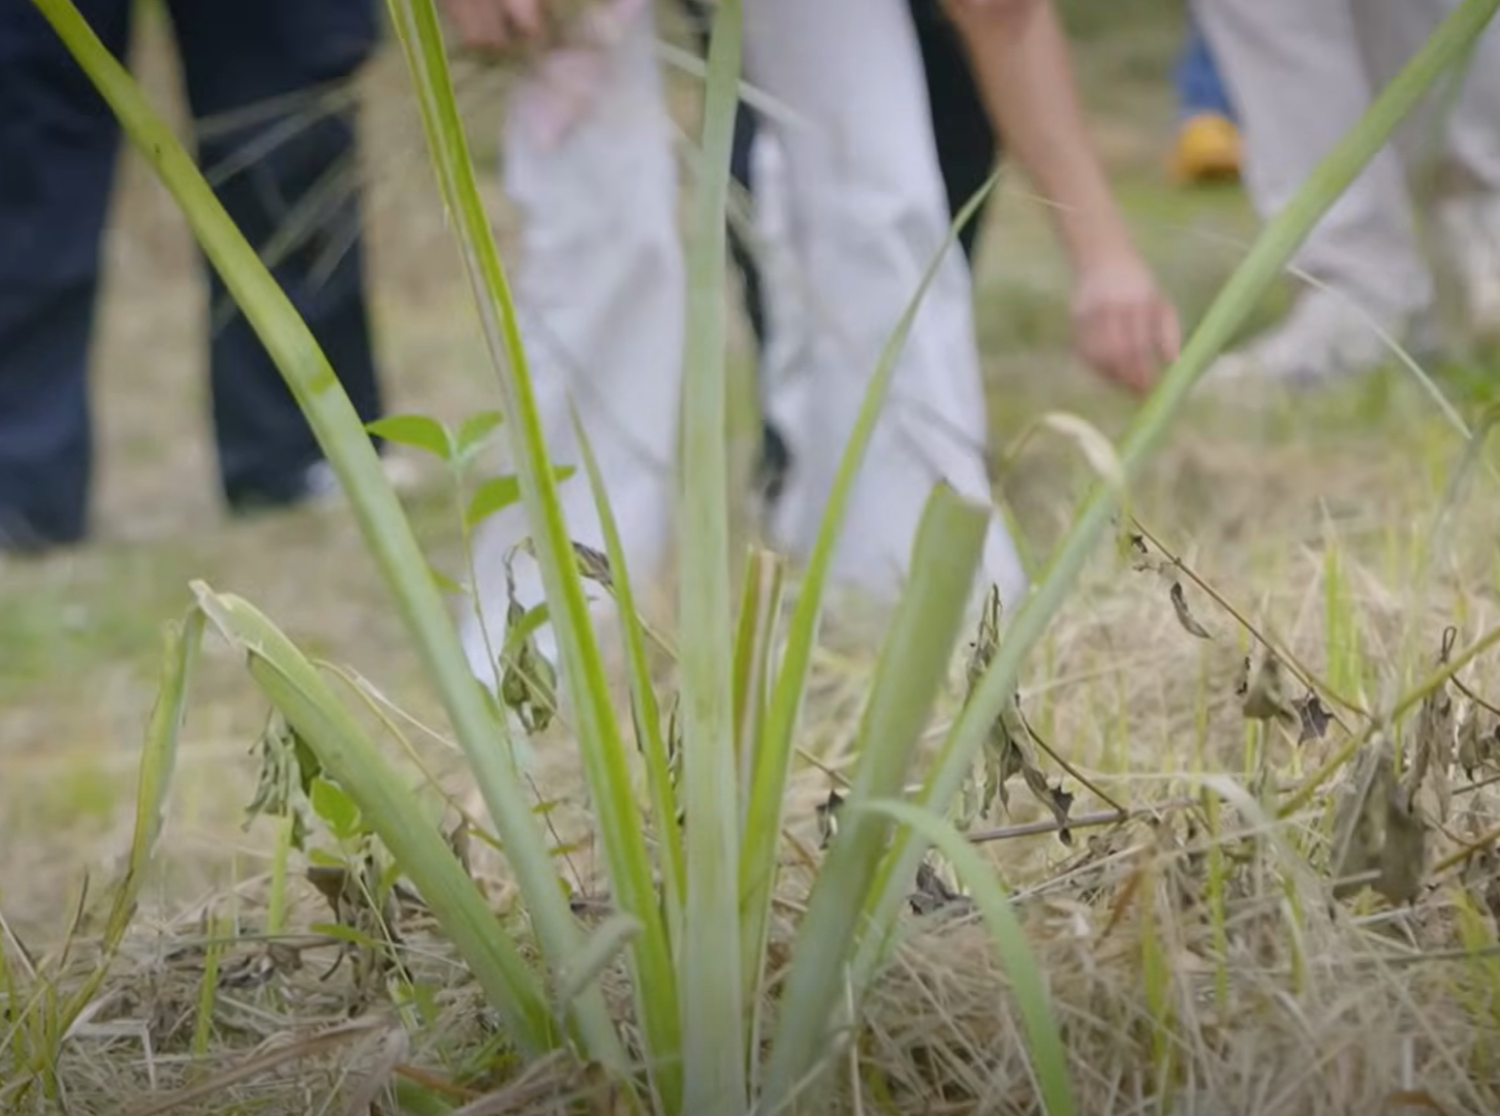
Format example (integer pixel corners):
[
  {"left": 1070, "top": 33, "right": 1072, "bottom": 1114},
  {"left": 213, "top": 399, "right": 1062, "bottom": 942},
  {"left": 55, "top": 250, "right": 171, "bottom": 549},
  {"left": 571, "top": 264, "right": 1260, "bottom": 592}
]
[{"left": 3, "top": 3, "right": 1500, "bottom": 1114}]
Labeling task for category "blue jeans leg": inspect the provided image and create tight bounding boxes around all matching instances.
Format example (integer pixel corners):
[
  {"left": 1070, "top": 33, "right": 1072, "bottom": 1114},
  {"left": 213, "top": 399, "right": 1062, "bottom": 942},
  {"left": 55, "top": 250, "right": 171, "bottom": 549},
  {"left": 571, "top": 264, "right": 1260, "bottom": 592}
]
[
  {"left": 168, "top": 0, "right": 385, "bottom": 509},
  {"left": 1175, "top": 13, "right": 1237, "bottom": 122},
  {"left": 0, "top": 0, "right": 133, "bottom": 547}
]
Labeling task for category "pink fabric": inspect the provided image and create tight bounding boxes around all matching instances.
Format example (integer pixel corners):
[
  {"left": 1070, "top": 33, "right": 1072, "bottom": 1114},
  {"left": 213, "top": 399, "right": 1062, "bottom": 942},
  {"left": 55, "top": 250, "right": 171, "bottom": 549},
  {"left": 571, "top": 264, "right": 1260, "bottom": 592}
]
[{"left": 511, "top": 0, "right": 652, "bottom": 149}]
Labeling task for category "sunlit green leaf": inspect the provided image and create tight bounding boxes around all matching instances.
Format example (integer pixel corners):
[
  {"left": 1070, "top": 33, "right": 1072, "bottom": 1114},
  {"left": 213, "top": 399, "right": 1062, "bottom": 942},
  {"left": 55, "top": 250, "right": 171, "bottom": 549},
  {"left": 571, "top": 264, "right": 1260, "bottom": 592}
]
[
  {"left": 456, "top": 409, "right": 505, "bottom": 463},
  {"left": 366, "top": 414, "right": 454, "bottom": 461},
  {"left": 310, "top": 776, "right": 363, "bottom": 841}
]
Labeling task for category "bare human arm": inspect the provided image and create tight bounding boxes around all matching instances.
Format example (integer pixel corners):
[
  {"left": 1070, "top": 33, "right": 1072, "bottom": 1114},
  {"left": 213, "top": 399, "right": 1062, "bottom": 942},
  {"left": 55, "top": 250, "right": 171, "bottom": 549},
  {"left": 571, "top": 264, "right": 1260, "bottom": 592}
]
[{"left": 940, "top": 0, "right": 1181, "bottom": 393}]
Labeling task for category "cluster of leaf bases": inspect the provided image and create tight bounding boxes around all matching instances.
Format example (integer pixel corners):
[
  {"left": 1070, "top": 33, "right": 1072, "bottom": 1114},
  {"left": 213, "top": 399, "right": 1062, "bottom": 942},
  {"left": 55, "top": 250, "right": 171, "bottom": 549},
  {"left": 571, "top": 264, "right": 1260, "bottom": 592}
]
[{"left": 245, "top": 712, "right": 422, "bottom": 995}]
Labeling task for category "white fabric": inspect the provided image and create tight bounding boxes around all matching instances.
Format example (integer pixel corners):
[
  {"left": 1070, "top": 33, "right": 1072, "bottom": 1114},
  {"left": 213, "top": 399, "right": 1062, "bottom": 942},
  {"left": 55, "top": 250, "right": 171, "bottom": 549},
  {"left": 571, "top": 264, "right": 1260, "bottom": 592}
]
[
  {"left": 461, "top": 0, "right": 1029, "bottom": 687},
  {"left": 1193, "top": 0, "right": 1500, "bottom": 321}
]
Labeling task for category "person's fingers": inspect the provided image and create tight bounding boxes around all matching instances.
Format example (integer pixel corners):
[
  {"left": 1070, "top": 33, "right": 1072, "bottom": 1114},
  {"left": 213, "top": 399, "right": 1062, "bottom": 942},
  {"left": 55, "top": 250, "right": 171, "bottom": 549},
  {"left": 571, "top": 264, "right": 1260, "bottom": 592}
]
[
  {"left": 1073, "top": 271, "right": 1181, "bottom": 394},
  {"left": 1122, "top": 301, "right": 1159, "bottom": 392},
  {"left": 1156, "top": 297, "right": 1184, "bottom": 365},
  {"left": 1104, "top": 303, "right": 1146, "bottom": 393},
  {"left": 444, "top": 0, "right": 508, "bottom": 52},
  {"left": 1080, "top": 305, "right": 1130, "bottom": 392},
  {"left": 1073, "top": 304, "right": 1106, "bottom": 380},
  {"left": 441, "top": 0, "right": 554, "bottom": 54},
  {"left": 502, "top": 0, "right": 545, "bottom": 40}
]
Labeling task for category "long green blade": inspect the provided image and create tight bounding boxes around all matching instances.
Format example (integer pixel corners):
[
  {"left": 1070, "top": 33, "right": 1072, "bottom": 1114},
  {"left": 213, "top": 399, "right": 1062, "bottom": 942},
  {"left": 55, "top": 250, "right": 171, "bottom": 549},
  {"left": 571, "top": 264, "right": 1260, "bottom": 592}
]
[
  {"left": 676, "top": 1, "right": 749, "bottom": 1110},
  {"left": 860, "top": 799, "right": 1076, "bottom": 1116},
  {"left": 570, "top": 405, "right": 686, "bottom": 933},
  {"left": 383, "top": 2, "right": 681, "bottom": 1103},
  {"left": 738, "top": 166, "right": 1000, "bottom": 1005},
  {"left": 761, "top": 484, "right": 989, "bottom": 1106}
]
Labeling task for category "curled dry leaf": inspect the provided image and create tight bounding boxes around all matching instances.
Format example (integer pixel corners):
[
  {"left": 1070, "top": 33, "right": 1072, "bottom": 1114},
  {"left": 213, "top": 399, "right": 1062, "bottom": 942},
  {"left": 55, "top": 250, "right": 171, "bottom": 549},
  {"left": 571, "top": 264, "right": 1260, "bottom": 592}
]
[
  {"left": 665, "top": 696, "right": 686, "bottom": 830},
  {"left": 1328, "top": 736, "right": 1431, "bottom": 906},
  {"left": 1405, "top": 634, "right": 1456, "bottom": 825},
  {"left": 1291, "top": 691, "right": 1333, "bottom": 744},
  {"left": 956, "top": 586, "right": 1076, "bottom": 843},
  {"left": 1456, "top": 703, "right": 1499, "bottom": 780},
  {"left": 1021, "top": 763, "right": 1076, "bottom": 846},
  {"left": 446, "top": 820, "right": 473, "bottom": 878},
  {"left": 909, "top": 860, "right": 971, "bottom": 917},
  {"left": 499, "top": 560, "right": 558, "bottom": 734},
  {"left": 306, "top": 853, "right": 410, "bottom": 987},
  {"left": 244, "top": 712, "right": 321, "bottom": 850},
  {"left": 1376, "top": 785, "right": 1428, "bottom": 907},
  {"left": 1463, "top": 844, "right": 1500, "bottom": 923},
  {"left": 1330, "top": 737, "right": 1395, "bottom": 900},
  {"left": 572, "top": 540, "right": 613, "bottom": 590},
  {"left": 1124, "top": 531, "right": 1167, "bottom": 575},
  {"left": 815, "top": 789, "right": 845, "bottom": 851},
  {"left": 1241, "top": 648, "right": 1297, "bottom": 727},
  {"left": 1169, "top": 581, "right": 1212, "bottom": 640}
]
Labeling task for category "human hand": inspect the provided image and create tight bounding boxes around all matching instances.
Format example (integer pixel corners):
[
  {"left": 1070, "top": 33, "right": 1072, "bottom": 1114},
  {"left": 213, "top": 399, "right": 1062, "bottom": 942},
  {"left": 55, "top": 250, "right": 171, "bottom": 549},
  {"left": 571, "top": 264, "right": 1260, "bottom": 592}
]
[
  {"left": 1069, "top": 254, "right": 1181, "bottom": 394},
  {"left": 437, "top": 0, "right": 547, "bottom": 55}
]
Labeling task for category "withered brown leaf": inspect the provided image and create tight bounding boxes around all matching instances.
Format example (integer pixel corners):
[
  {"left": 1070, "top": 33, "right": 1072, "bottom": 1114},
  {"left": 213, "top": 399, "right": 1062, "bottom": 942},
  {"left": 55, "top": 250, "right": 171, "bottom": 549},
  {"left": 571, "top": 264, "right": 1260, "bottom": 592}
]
[
  {"left": 1330, "top": 738, "right": 1395, "bottom": 900},
  {"left": 244, "top": 712, "right": 321, "bottom": 849},
  {"left": 815, "top": 789, "right": 845, "bottom": 851},
  {"left": 960, "top": 585, "right": 1076, "bottom": 843},
  {"left": 446, "top": 821, "right": 472, "bottom": 877},
  {"left": 500, "top": 592, "right": 558, "bottom": 734},
  {"left": 1242, "top": 649, "right": 1296, "bottom": 726},
  {"left": 960, "top": 586, "right": 1024, "bottom": 822},
  {"left": 1169, "top": 581, "right": 1212, "bottom": 640},
  {"left": 306, "top": 864, "right": 350, "bottom": 914},
  {"left": 1376, "top": 785, "right": 1428, "bottom": 906},
  {"left": 1457, "top": 706, "right": 1499, "bottom": 780},
  {"left": 910, "top": 860, "right": 971, "bottom": 917},
  {"left": 1466, "top": 845, "right": 1500, "bottom": 923},
  {"left": 1124, "top": 531, "right": 1167, "bottom": 575},
  {"left": 1405, "top": 637, "right": 1456, "bottom": 824},
  {"left": 1291, "top": 691, "right": 1333, "bottom": 744},
  {"left": 1329, "top": 736, "right": 1431, "bottom": 906},
  {"left": 1021, "top": 763, "right": 1076, "bottom": 846},
  {"left": 573, "top": 540, "right": 613, "bottom": 589}
]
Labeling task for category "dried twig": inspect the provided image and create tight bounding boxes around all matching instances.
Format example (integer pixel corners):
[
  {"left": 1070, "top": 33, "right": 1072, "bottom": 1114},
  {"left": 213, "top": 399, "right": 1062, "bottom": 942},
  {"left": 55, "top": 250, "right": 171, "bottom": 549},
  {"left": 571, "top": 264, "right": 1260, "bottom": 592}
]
[{"left": 963, "top": 799, "right": 1195, "bottom": 845}]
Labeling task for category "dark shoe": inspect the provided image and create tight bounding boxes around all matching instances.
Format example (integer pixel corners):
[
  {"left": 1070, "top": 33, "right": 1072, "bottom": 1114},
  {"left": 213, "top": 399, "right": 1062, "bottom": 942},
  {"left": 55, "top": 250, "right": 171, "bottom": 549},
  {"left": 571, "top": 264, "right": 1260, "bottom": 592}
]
[
  {"left": 0, "top": 508, "right": 72, "bottom": 556},
  {"left": 226, "top": 456, "right": 419, "bottom": 517}
]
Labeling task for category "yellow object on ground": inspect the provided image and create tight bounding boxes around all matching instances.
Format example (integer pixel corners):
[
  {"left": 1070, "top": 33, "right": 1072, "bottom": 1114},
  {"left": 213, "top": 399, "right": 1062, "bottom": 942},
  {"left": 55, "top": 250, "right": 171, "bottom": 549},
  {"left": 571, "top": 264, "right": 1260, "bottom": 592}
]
[{"left": 1169, "top": 112, "right": 1242, "bottom": 186}]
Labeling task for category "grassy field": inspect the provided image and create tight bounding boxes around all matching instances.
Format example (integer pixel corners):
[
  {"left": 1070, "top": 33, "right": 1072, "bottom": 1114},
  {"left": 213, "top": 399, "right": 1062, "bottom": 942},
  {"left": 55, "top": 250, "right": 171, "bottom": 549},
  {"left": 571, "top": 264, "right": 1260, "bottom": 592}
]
[{"left": 4, "top": 3, "right": 1500, "bottom": 1113}]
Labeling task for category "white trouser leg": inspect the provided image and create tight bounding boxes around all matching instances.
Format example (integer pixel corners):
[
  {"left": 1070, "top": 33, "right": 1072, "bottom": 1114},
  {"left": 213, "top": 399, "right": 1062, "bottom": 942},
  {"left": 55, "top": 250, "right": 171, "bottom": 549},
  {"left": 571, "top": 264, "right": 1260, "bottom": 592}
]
[
  {"left": 1345, "top": 0, "right": 1500, "bottom": 340},
  {"left": 1192, "top": 0, "right": 1433, "bottom": 318},
  {"left": 1356, "top": 0, "right": 1500, "bottom": 190},
  {"left": 745, "top": 0, "right": 1029, "bottom": 617},
  {"left": 1420, "top": 2, "right": 1500, "bottom": 337},
  {"left": 461, "top": 10, "right": 680, "bottom": 688},
  {"left": 1438, "top": 15, "right": 1500, "bottom": 195}
]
